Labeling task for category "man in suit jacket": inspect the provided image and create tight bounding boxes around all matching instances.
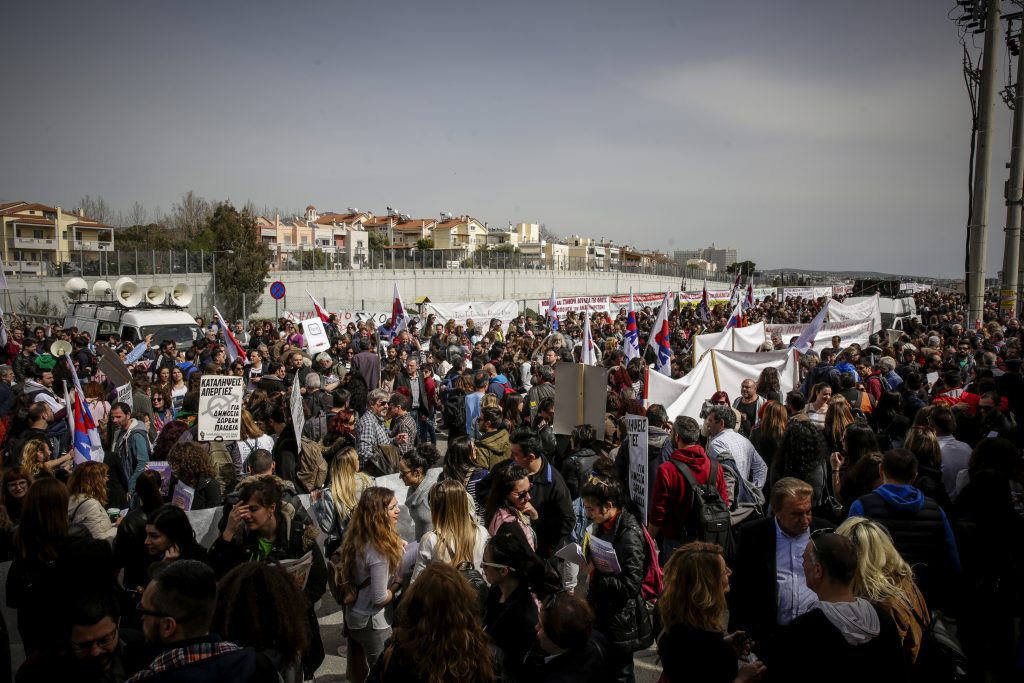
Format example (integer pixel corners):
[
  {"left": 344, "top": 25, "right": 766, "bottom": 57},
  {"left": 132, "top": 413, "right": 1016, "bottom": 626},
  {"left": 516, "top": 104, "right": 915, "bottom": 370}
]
[
  {"left": 728, "top": 477, "right": 831, "bottom": 659},
  {"left": 351, "top": 340, "right": 381, "bottom": 391}
]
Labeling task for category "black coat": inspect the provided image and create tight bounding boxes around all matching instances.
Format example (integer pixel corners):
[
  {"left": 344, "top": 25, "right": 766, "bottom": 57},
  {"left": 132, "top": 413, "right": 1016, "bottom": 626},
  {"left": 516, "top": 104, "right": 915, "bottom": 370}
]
[
  {"left": 272, "top": 430, "right": 300, "bottom": 489},
  {"left": 526, "top": 457, "right": 575, "bottom": 559},
  {"left": 482, "top": 583, "right": 538, "bottom": 680},
  {"left": 727, "top": 515, "right": 832, "bottom": 656},
  {"left": 586, "top": 509, "right": 646, "bottom": 652},
  {"left": 658, "top": 623, "right": 738, "bottom": 683}
]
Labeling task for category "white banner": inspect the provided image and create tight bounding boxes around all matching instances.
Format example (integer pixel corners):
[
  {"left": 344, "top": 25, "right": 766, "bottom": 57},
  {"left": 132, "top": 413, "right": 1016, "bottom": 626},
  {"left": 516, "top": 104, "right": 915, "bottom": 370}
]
[
  {"left": 538, "top": 295, "right": 611, "bottom": 315},
  {"left": 303, "top": 318, "right": 331, "bottom": 354},
  {"left": 331, "top": 310, "right": 392, "bottom": 326},
  {"left": 692, "top": 321, "right": 766, "bottom": 360},
  {"left": 197, "top": 376, "right": 244, "bottom": 442},
  {"left": 828, "top": 293, "right": 882, "bottom": 334},
  {"left": 648, "top": 348, "right": 799, "bottom": 421},
  {"left": 813, "top": 286, "right": 834, "bottom": 299},
  {"left": 422, "top": 300, "right": 520, "bottom": 328},
  {"left": 679, "top": 289, "right": 731, "bottom": 305},
  {"left": 625, "top": 414, "right": 649, "bottom": 524},
  {"left": 782, "top": 287, "right": 815, "bottom": 299},
  {"left": 767, "top": 318, "right": 874, "bottom": 350},
  {"left": 609, "top": 292, "right": 670, "bottom": 311}
]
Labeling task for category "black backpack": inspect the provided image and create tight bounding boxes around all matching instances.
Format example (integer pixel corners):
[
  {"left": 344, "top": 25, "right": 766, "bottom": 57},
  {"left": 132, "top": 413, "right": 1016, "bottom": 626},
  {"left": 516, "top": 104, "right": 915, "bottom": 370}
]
[
  {"left": 442, "top": 390, "right": 467, "bottom": 434},
  {"left": 671, "top": 459, "right": 733, "bottom": 550}
]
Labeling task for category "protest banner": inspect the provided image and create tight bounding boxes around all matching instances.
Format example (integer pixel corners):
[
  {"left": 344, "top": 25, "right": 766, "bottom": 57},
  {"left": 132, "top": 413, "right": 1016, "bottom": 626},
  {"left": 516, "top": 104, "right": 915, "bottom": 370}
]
[
  {"left": 290, "top": 372, "right": 305, "bottom": 447},
  {"left": 98, "top": 344, "right": 132, "bottom": 389},
  {"left": 197, "top": 375, "right": 244, "bottom": 441},
  {"left": 115, "top": 382, "right": 132, "bottom": 407},
  {"left": 538, "top": 295, "right": 611, "bottom": 316},
  {"left": 171, "top": 482, "right": 195, "bottom": 511},
  {"left": 609, "top": 292, "right": 670, "bottom": 311},
  {"left": 303, "top": 318, "right": 331, "bottom": 354},
  {"left": 679, "top": 289, "right": 731, "bottom": 306},
  {"left": 766, "top": 318, "right": 874, "bottom": 349},
  {"left": 625, "top": 414, "right": 649, "bottom": 524},
  {"left": 692, "top": 321, "right": 766, "bottom": 361},
  {"left": 333, "top": 310, "right": 391, "bottom": 326},
  {"left": 781, "top": 287, "right": 816, "bottom": 299},
  {"left": 552, "top": 362, "right": 608, "bottom": 439},
  {"left": 421, "top": 300, "right": 519, "bottom": 327},
  {"left": 827, "top": 293, "right": 882, "bottom": 334}
]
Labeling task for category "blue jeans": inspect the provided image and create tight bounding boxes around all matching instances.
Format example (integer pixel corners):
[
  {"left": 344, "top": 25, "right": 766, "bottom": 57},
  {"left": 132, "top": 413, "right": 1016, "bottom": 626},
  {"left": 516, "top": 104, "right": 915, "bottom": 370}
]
[{"left": 417, "top": 408, "right": 436, "bottom": 445}]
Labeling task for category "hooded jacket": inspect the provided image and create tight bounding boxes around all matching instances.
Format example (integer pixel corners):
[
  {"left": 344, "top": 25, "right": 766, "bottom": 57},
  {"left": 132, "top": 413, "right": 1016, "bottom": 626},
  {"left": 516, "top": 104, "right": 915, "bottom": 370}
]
[
  {"left": 474, "top": 428, "right": 511, "bottom": 469},
  {"left": 649, "top": 445, "right": 730, "bottom": 542},
  {"left": 848, "top": 483, "right": 960, "bottom": 608}
]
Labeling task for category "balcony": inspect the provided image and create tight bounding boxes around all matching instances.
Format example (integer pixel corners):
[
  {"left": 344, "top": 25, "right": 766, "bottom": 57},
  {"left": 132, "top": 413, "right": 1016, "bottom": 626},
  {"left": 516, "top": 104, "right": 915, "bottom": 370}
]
[
  {"left": 260, "top": 227, "right": 277, "bottom": 239},
  {"left": 3, "top": 260, "right": 46, "bottom": 275},
  {"left": 71, "top": 239, "right": 113, "bottom": 252},
  {"left": 11, "top": 237, "right": 57, "bottom": 250}
]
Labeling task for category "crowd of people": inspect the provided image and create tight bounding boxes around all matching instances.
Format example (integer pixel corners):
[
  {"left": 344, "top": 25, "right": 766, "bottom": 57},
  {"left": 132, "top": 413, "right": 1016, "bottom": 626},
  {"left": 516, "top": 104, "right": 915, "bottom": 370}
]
[{"left": 0, "top": 286, "right": 1018, "bottom": 683}]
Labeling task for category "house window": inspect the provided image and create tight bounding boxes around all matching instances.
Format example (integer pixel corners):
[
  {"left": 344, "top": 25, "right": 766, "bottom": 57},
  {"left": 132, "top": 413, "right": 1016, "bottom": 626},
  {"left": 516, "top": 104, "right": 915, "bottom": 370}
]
[{"left": 33, "top": 229, "right": 43, "bottom": 239}]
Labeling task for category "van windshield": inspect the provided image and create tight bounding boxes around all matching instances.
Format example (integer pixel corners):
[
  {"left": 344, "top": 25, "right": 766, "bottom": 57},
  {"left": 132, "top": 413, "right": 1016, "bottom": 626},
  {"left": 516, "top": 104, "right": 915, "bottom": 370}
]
[{"left": 141, "top": 325, "right": 203, "bottom": 346}]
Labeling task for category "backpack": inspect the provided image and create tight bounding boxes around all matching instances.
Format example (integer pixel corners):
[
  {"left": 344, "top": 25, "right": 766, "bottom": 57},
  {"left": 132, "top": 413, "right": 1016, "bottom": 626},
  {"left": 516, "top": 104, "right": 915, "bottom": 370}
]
[
  {"left": 442, "top": 391, "right": 467, "bottom": 434},
  {"left": 326, "top": 546, "right": 370, "bottom": 606},
  {"left": 208, "top": 440, "right": 239, "bottom": 494},
  {"left": 639, "top": 524, "right": 664, "bottom": 603},
  {"left": 490, "top": 379, "right": 516, "bottom": 407},
  {"left": 671, "top": 459, "right": 732, "bottom": 549},
  {"left": 715, "top": 453, "right": 765, "bottom": 527},
  {"left": 296, "top": 436, "right": 328, "bottom": 494}
]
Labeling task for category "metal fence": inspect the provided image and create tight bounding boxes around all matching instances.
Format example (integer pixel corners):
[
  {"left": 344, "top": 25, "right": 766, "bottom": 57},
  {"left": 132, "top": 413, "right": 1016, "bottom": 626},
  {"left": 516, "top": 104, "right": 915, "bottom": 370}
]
[{"left": 8, "top": 247, "right": 719, "bottom": 281}]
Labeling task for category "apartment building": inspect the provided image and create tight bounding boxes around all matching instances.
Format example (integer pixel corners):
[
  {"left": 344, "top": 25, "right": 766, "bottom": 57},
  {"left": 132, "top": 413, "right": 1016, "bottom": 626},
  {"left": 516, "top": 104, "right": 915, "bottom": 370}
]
[{"left": 0, "top": 201, "right": 114, "bottom": 275}]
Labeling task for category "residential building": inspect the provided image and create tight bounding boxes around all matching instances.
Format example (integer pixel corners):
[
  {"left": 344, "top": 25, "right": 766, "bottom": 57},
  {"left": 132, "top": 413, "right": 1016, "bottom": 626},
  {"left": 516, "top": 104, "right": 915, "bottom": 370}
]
[
  {"left": 432, "top": 215, "right": 488, "bottom": 254},
  {"left": 673, "top": 244, "right": 737, "bottom": 272},
  {"left": 0, "top": 201, "right": 114, "bottom": 275},
  {"left": 519, "top": 241, "right": 570, "bottom": 270}
]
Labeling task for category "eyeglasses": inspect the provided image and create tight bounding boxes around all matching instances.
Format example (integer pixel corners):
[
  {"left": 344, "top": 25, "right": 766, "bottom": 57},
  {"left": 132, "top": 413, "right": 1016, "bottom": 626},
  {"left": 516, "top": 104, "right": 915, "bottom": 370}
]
[
  {"left": 807, "top": 527, "right": 835, "bottom": 558},
  {"left": 136, "top": 601, "right": 177, "bottom": 620},
  {"left": 7, "top": 480, "right": 28, "bottom": 489},
  {"left": 480, "top": 561, "right": 512, "bottom": 571},
  {"left": 70, "top": 625, "right": 119, "bottom": 652},
  {"left": 512, "top": 486, "right": 533, "bottom": 501}
]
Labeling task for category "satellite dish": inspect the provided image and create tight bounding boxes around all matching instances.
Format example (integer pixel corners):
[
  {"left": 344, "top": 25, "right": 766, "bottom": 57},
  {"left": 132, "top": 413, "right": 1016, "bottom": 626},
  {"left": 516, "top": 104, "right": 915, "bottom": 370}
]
[
  {"left": 92, "top": 280, "right": 112, "bottom": 297},
  {"left": 64, "top": 277, "right": 88, "bottom": 299},
  {"left": 170, "top": 283, "right": 193, "bottom": 307},
  {"left": 145, "top": 285, "right": 166, "bottom": 306},
  {"left": 114, "top": 277, "right": 142, "bottom": 308},
  {"left": 50, "top": 340, "right": 72, "bottom": 357}
]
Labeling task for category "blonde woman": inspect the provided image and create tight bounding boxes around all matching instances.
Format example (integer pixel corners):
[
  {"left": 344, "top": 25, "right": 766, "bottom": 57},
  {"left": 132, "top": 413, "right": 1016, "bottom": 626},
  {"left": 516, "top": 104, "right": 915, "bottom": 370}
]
[
  {"left": 836, "top": 517, "right": 930, "bottom": 663},
  {"left": 412, "top": 479, "right": 488, "bottom": 581},
  {"left": 337, "top": 487, "right": 406, "bottom": 682},
  {"left": 311, "top": 446, "right": 374, "bottom": 556},
  {"left": 22, "top": 438, "right": 73, "bottom": 479},
  {"left": 658, "top": 542, "right": 765, "bottom": 683},
  {"left": 68, "top": 461, "right": 117, "bottom": 542}
]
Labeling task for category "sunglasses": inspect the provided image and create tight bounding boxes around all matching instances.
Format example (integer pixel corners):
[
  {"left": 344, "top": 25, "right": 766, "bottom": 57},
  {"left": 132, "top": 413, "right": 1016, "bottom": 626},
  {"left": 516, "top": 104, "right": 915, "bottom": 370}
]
[
  {"left": 512, "top": 486, "right": 533, "bottom": 501},
  {"left": 480, "top": 561, "right": 512, "bottom": 571},
  {"left": 807, "top": 527, "right": 836, "bottom": 557}
]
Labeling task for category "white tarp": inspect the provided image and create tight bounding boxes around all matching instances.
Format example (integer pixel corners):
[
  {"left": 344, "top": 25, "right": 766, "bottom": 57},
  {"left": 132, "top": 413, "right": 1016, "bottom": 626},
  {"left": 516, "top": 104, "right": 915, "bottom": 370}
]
[
  {"left": 648, "top": 349, "right": 799, "bottom": 421},
  {"left": 691, "top": 321, "right": 766, "bottom": 360},
  {"left": 828, "top": 293, "right": 882, "bottom": 334},
  {"left": 767, "top": 318, "right": 874, "bottom": 350},
  {"left": 422, "top": 300, "right": 519, "bottom": 328}
]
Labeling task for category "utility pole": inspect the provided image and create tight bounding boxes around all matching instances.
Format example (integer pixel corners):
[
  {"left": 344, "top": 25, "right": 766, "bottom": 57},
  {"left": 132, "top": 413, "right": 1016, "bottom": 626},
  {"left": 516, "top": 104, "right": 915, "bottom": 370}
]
[
  {"left": 967, "top": 0, "right": 1002, "bottom": 328},
  {"left": 1004, "top": 24, "right": 1024, "bottom": 319}
]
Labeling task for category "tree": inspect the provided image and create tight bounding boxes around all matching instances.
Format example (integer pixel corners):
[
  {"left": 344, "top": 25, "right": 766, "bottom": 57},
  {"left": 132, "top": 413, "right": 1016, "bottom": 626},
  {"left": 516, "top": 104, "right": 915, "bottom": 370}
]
[
  {"left": 78, "top": 195, "right": 115, "bottom": 224},
  {"left": 112, "top": 223, "right": 180, "bottom": 251},
  {"left": 727, "top": 260, "right": 756, "bottom": 275},
  {"left": 169, "top": 190, "right": 213, "bottom": 241},
  {"left": 538, "top": 223, "right": 560, "bottom": 243},
  {"left": 125, "top": 201, "right": 149, "bottom": 227},
  {"left": 368, "top": 231, "right": 389, "bottom": 251},
  {"left": 200, "top": 203, "right": 271, "bottom": 320},
  {"left": 415, "top": 238, "right": 434, "bottom": 250}
]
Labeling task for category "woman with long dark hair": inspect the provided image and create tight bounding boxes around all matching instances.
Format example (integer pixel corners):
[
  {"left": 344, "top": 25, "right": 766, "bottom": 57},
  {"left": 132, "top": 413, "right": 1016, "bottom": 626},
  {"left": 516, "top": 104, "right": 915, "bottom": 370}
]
[
  {"left": 0, "top": 467, "right": 33, "bottom": 525},
  {"left": 776, "top": 420, "right": 829, "bottom": 505},
  {"left": 483, "top": 460, "right": 536, "bottom": 550},
  {"left": 113, "top": 469, "right": 165, "bottom": 593},
  {"left": 441, "top": 434, "right": 489, "bottom": 518}
]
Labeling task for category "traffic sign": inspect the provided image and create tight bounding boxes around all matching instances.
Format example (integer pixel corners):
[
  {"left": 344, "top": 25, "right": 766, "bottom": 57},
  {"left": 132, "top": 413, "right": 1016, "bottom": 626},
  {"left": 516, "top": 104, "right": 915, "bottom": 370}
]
[{"left": 270, "top": 281, "right": 286, "bottom": 300}]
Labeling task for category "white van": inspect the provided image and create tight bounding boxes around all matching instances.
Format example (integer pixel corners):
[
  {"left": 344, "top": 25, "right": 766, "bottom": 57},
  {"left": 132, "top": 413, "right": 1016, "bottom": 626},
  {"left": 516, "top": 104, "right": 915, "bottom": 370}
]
[{"left": 64, "top": 303, "right": 203, "bottom": 348}]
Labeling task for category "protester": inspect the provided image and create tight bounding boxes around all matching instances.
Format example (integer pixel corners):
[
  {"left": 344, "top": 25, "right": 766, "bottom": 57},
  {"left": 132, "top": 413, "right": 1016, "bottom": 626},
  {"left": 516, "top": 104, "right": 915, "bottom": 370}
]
[
  {"left": 398, "top": 445, "right": 442, "bottom": 541},
  {"left": 67, "top": 461, "right": 118, "bottom": 542},
  {"left": 312, "top": 445, "right": 374, "bottom": 556}
]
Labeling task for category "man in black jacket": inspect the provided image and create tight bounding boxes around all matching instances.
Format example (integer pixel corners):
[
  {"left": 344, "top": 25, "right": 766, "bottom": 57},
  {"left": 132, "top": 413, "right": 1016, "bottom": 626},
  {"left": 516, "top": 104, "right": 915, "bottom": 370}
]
[
  {"left": 729, "top": 477, "right": 831, "bottom": 660},
  {"left": 510, "top": 427, "right": 574, "bottom": 562},
  {"left": 256, "top": 362, "right": 288, "bottom": 397}
]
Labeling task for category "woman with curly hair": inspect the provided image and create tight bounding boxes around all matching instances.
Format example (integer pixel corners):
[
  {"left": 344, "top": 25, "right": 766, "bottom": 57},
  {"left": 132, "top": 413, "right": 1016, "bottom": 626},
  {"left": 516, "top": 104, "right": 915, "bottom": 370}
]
[
  {"left": 22, "top": 437, "right": 72, "bottom": 480},
  {"left": 167, "top": 441, "right": 222, "bottom": 510},
  {"left": 370, "top": 562, "right": 496, "bottom": 683},
  {"left": 836, "top": 517, "right": 930, "bottom": 664},
  {"left": 823, "top": 395, "right": 855, "bottom": 454},
  {"left": 657, "top": 542, "right": 765, "bottom": 683},
  {"left": 312, "top": 445, "right": 374, "bottom": 556},
  {"left": 213, "top": 562, "right": 311, "bottom": 682},
  {"left": 775, "top": 420, "right": 829, "bottom": 506},
  {"left": 209, "top": 476, "right": 328, "bottom": 679},
  {"left": 67, "top": 461, "right": 117, "bottom": 542},
  {"left": 336, "top": 486, "right": 406, "bottom": 683}
]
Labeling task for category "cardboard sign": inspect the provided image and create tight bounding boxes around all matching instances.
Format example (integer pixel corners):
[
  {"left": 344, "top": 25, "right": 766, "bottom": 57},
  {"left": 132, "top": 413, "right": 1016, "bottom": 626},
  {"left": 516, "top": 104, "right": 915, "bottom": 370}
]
[
  {"left": 98, "top": 344, "right": 132, "bottom": 388},
  {"left": 197, "top": 376, "right": 244, "bottom": 441},
  {"left": 303, "top": 319, "right": 331, "bottom": 354},
  {"left": 552, "top": 362, "right": 608, "bottom": 440},
  {"left": 172, "top": 482, "right": 195, "bottom": 511},
  {"left": 625, "top": 414, "right": 649, "bottom": 524},
  {"left": 145, "top": 461, "right": 173, "bottom": 496},
  {"left": 115, "top": 382, "right": 132, "bottom": 407},
  {"left": 290, "top": 372, "right": 305, "bottom": 447}
]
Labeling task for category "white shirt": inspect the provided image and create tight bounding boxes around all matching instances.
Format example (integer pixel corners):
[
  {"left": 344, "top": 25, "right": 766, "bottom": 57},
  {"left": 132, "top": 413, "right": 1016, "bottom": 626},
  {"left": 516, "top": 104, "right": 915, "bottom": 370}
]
[
  {"left": 774, "top": 518, "right": 819, "bottom": 625},
  {"left": 708, "top": 428, "right": 768, "bottom": 487},
  {"left": 237, "top": 434, "right": 275, "bottom": 468},
  {"left": 936, "top": 435, "right": 972, "bottom": 497}
]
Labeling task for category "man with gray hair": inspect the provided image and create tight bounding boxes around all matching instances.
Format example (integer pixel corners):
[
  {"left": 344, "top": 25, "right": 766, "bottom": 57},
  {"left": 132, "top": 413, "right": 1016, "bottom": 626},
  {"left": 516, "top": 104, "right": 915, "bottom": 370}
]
[
  {"left": 877, "top": 356, "right": 902, "bottom": 391},
  {"left": 648, "top": 415, "right": 730, "bottom": 562},
  {"left": 355, "top": 388, "right": 408, "bottom": 472},
  {"left": 706, "top": 404, "right": 768, "bottom": 488}
]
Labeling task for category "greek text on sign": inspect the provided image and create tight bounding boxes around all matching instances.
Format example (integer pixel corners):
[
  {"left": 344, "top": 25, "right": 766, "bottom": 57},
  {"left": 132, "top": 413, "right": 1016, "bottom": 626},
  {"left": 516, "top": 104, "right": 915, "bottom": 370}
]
[
  {"left": 197, "top": 376, "right": 245, "bottom": 441},
  {"left": 625, "top": 414, "right": 649, "bottom": 525}
]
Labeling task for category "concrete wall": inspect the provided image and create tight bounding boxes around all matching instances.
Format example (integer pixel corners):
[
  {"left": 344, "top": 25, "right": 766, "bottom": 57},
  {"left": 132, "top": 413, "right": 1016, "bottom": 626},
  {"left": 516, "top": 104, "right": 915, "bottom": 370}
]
[{"left": 5, "top": 269, "right": 733, "bottom": 320}]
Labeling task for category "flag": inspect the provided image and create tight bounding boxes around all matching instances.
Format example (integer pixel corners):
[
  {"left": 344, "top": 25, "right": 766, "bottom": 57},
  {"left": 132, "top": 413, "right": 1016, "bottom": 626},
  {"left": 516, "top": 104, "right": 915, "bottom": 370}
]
[
  {"left": 696, "top": 280, "right": 711, "bottom": 323},
  {"left": 728, "top": 270, "right": 743, "bottom": 308},
  {"left": 649, "top": 291, "right": 673, "bottom": 376},
  {"left": 624, "top": 289, "right": 640, "bottom": 361},
  {"left": 725, "top": 301, "right": 744, "bottom": 329},
  {"left": 62, "top": 359, "right": 102, "bottom": 465},
  {"left": 380, "top": 283, "right": 408, "bottom": 342},
  {"left": 547, "top": 285, "right": 559, "bottom": 331},
  {"left": 0, "top": 299, "right": 6, "bottom": 348},
  {"left": 213, "top": 306, "right": 247, "bottom": 364},
  {"left": 793, "top": 300, "right": 831, "bottom": 353},
  {"left": 306, "top": 290, "right": 330, "bottom": 323},
  {"left": 581, "top": 314, "right": 597, "bottom": 366},
  {"left": 742, "top": 278, "right": 754, "bottom": 312}
]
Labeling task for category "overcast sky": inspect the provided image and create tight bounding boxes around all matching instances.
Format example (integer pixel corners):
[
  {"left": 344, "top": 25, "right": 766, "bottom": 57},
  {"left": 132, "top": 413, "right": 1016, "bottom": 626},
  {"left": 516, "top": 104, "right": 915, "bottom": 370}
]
[{"left": 0, "top": 0, "right": 1014, "bottom": 277}]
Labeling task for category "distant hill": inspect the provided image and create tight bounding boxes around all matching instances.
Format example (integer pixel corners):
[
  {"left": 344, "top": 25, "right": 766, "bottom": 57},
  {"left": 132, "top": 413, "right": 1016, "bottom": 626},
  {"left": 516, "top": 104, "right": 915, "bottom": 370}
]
[{"left": 759, "top": 267, "right": 952, "bottom": 282}]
